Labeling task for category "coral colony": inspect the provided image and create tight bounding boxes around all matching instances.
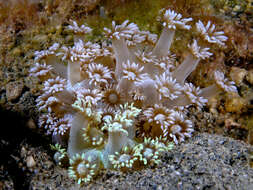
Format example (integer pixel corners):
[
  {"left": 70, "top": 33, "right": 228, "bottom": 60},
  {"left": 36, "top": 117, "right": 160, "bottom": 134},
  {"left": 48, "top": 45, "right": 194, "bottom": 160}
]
[{"left": 30, "top": 8, "right": 237, "bottom": 184}]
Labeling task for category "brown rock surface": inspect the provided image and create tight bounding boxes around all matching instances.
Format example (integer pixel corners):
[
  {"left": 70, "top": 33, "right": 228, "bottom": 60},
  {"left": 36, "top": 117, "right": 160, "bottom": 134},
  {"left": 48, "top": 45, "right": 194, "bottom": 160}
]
[{"left": 5, "top": 81, "right": 24, "bottom": 102}]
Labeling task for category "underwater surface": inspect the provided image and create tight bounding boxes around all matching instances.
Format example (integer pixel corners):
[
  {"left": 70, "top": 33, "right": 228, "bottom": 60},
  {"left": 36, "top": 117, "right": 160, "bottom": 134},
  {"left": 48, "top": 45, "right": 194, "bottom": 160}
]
[{"left": 0, "top": 0, "right": 252, "bottom": 189}]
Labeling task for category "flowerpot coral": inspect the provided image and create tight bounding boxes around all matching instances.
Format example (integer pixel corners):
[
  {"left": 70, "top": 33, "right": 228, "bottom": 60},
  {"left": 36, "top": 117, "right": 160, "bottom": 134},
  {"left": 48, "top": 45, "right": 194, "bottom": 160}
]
[{"left": 30, "top": 8, "right": 237, "bottom": 184}]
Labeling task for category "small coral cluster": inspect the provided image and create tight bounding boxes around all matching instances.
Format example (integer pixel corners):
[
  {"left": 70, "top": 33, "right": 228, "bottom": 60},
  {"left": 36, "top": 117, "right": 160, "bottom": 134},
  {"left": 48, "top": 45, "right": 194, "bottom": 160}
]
[{"left": 30, "top": 8, "right": 237, "bottom": 184}]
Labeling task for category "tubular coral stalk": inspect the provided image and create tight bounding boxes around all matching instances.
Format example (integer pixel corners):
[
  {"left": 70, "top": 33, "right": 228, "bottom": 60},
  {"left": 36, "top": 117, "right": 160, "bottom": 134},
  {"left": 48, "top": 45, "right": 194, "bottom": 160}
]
[
  {"left": 163, "top": 94, "right": 189, "bottom": 108},
  {"left": 103, "top": 128, "right": 129, "bottom": 168},
  {"left": 45, "top": 56, "right": 67, "bottom": 79},
  {"left": 200, "top": 71, "right": 237, "bottom": 99},
  {"left": 152, "top": 28, "right": 175, "bottom": 58},
  {"left": 55, "top": 90, "right": 75, "bottom": 105},
  {"left": 117, "top": 78, "right": 133, "bottom": 98},
  {"left": 68, "top": 114, "right": 90, "bottom": 158},
  {"left": 112, "top": 39, "right": 134, "bottom": 80},
  {"left": 105, "top": 130, "right": 128, "bottom": 155},
  {"left": 172, "top": 53, "right": 200, "bottom": 84},
  {"left": 140, "top": 78, "right": 159, "bottom": 106},
  {"left": 199, "top": 84, "right": 220, "bottom": 99},
  {"left": 68, "top": 61, "right": 81, "bottom": 86}
]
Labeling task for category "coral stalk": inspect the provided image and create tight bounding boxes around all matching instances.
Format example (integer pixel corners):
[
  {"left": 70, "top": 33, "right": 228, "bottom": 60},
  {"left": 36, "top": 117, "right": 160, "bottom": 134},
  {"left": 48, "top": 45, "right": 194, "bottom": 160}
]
[
  {"left": 172, "top": 53, "right": 200, "bottom": 84},
  {"left": 111, "top": 39, "right": 134, "bottom": 80},
  {"left": 152, "top": 27, "right": 175, "bottom": 58}
]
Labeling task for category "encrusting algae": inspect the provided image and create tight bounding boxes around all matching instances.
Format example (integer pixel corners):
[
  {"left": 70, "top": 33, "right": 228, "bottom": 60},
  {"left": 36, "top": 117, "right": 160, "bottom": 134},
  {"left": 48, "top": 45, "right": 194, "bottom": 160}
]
[{"left": 30, "top": 7, "right": 237, "bottom": 184}]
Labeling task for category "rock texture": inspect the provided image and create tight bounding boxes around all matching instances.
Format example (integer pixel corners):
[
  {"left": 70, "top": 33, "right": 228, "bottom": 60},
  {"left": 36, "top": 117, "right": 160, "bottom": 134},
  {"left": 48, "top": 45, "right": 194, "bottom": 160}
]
[{"left": 28, "top": 133, "right": 253, "bottom": 190}]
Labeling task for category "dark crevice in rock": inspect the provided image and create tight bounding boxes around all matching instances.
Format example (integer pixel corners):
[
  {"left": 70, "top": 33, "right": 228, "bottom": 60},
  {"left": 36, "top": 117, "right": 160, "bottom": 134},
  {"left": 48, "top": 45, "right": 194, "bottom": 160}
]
[{"left": 0, "top": 107, "right": 50, "bottom": 190}]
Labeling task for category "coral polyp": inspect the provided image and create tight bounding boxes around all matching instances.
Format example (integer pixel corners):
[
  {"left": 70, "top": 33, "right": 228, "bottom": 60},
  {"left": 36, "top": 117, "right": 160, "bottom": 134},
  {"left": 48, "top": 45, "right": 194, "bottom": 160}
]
[
  {"left": 109, "top": 146, "right": 138, "bottom": 170},
  {"left": 31, "top": 8, "right": 237, "bottom": 184},
  {"left": 134, "top": 137, "right": 168, "bottom": 165},
  {"left": 68, "top": 150, "right": 102, "bottom": 184}
]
